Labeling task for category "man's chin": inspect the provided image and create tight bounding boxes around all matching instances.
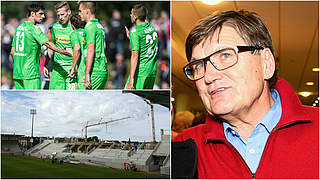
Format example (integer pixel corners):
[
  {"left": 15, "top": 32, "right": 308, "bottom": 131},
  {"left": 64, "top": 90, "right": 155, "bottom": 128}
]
[{"left": 209, "top": 103, "right": 233, "bottom": 117}]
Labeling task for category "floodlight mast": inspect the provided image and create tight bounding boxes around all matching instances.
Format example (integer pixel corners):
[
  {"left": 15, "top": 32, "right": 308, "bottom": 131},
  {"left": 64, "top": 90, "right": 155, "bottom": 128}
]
[
  {"left": 30, "top": 109, "right": 36, "bottom": 147},
  {"left": 82, "top": 117, "right": 131, "bottom": 141},
  {"left": 143, "top": 99, "right": 156, "bottom": 143}
]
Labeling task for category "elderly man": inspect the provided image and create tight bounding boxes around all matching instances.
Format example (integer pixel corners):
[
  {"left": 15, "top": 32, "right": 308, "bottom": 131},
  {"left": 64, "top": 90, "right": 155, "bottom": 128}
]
[{"left": 172, "top": 10, "right": 319, "bottom": 179}]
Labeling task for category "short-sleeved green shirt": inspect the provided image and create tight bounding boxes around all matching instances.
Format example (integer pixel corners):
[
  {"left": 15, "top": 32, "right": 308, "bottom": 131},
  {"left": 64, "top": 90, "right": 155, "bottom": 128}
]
[
  {"left": 130, "top": 22, "right": 158, "bottom": 77},
  {"left": 12, "top": 21, "right": 48, "bottom": 80},
  {"left": 70, "top": 28, "right": 86, "bottom": 78},
  {"left": 84, "top": 18, "right": 108, "bottom": 77},
  {"left": 51, "top": 22, "right": 73, "bottom": 67}
]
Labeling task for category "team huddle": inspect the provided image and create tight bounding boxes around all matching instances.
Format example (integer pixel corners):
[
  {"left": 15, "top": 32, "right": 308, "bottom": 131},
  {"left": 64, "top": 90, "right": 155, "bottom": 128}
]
[{"left": 10, "top": 2, "right": 158, "bottom": 90}]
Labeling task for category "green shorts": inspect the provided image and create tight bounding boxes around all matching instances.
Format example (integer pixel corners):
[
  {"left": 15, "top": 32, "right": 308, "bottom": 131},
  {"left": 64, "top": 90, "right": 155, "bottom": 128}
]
[
  {"left": 90, "top": 76, "right": 108, "bottom": 90},
  {"left": 124, "top": 76, "right": 155, "bottom": 90},
  {"left": 14, "top": 78, "right": 41, "bottom": 90},
  {"left": 49, "top": 65, "right": 78, "bottom": 90}
]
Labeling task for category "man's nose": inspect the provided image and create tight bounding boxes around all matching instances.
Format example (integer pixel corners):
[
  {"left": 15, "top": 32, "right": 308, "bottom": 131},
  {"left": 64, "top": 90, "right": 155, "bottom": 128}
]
[{"left": 203, "top": 61, "right": 222, "bottom": 84}]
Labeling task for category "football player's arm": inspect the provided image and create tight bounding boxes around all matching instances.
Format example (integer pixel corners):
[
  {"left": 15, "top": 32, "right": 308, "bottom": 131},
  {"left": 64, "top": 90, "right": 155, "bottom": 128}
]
[
  {"left": 125, "top": 26, "right": 130, "bottom": 40},
  {"left": 44, "top": 28, "right": 53, "bottom": 78},
  {"left": 127, "top": 50, "right": 139, "bottom": 89},
  {"left": 69, "top": 44, "right": 81, "bottom": 78},
  {"left": 43, "top": 40, "right": 72, "bottom": 57},
  {"left": 10, "top": 46, "right": 14, "bottom": 60},
  {"left": 11, "top": 30, "right": 17, "bottom": 61},
  {"left": 84, "top": 43, "right": 95, "bottom": 89}
]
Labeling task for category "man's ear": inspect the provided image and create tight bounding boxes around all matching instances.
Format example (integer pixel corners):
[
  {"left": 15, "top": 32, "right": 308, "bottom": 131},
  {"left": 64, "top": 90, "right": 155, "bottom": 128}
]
[
  {"left": 67, "top": 9, "right": 71, "bottom": 16},
  {"left": 262, "top": 48, "right": 275, "bottom": 80},
  {"left": 30, "top": 11, "right": 36, "bottom": 18}
]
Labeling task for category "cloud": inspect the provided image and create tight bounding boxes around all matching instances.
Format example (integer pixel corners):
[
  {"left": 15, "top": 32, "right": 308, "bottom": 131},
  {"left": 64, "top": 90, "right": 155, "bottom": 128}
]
[{"left": 1, "top": 91, "right": 170, "bottom": 142}]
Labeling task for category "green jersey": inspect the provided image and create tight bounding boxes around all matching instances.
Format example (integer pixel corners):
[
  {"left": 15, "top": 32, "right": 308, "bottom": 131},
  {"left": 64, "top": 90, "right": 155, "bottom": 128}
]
[
  {"left": 130, "top": 22, "right": 158, "bottom": 77},
  {"left": 70, "top": 28, "right": 86, "bottom": 77},
  {"left": 12, "top": 21, "right": 48, "bottom": 80},
  {"left": 84, "top": 18, "right": 108, "bottom": 77},
  {"left": 51, "top": 22, "right": 73, "bottom": 66}
]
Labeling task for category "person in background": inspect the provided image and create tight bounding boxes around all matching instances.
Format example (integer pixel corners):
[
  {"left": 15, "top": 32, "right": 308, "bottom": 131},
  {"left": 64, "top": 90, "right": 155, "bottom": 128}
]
[{"left": 171, "top": 111, "right": 194, "bottom": 140}]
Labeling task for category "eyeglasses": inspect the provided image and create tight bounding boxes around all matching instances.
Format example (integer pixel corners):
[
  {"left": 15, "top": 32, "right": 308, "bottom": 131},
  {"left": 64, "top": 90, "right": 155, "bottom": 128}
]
[{"left": 183, "top": 46, "right": 264, "bottom": 81}]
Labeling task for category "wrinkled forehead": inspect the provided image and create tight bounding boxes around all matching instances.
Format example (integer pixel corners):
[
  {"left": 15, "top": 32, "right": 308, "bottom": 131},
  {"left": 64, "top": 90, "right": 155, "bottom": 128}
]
[{"left": 191, "top": 24, "right": 246, "bottom": 60}]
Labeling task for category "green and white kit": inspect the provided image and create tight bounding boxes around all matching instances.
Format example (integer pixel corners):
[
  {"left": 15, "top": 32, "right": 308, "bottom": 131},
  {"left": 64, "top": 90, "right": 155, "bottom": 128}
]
[
  {"left": 84, "top": 18, "right": 108, "bottom": 90},
  {"left": 70, "top": 28, "right": 86, "bottom": 90},
  {"left": 125, "top": 22, "right": 158, "bottom": 89},
  {"left": 12, "top": 21, "right": 48, "bottom": 90},
  {"left": 49, "top": 22, "right": 77, "bottom": 90}
]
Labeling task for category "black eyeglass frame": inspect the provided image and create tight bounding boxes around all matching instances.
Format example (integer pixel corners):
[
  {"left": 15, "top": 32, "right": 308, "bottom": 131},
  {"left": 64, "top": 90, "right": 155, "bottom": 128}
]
[{"left": 183, "top": 45, "right": 264, "bottom": 81}]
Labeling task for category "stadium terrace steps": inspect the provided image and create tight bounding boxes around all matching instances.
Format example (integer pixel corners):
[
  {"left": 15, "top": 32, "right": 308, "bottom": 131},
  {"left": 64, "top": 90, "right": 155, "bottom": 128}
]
[
  {"left": 1, "top": 140, "right": 23, "bottom": 155},
  {"left": 26, "top": 138, "right": 169, "bottom": 175},
  {"left": 160, "top": 154, "right": 170, "bottom": 175},
  {"left": 36, "top": 143, "right": 68, "bottom": 155},
  {"left": 25, "top": 141, "right": 52, "bottom": 155},
  {"left": 152, "top": 135, "right": 169, "bottom": 156}
]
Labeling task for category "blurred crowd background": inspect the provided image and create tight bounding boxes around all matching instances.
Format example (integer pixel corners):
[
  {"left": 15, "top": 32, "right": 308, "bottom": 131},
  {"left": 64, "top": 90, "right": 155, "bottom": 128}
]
[{"left": 1, "top": 1, "right": 170, "bottom": 89}]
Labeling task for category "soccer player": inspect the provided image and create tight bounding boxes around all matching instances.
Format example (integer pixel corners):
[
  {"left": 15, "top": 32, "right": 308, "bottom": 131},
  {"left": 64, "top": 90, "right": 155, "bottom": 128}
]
[
  {"left": 124, "top": 4, "right": 158, "bottom": 90},
  {"left": 78, "top": 1, "right": 108, "bottom": 90},
  {"left": 10, "top": 4, "right": 72, "bottom": 90},
  {"left": 68, "top": 14, "right": 86, "bottom": 90},
  {"left": 49, "top": 1, "right": 76, "bottom": 90}
]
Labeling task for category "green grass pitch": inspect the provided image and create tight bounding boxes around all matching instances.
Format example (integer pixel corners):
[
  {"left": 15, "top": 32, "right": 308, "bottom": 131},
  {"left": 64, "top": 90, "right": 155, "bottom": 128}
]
[{"left": 1, "top": 155, "right": 167, "bottom": 178}]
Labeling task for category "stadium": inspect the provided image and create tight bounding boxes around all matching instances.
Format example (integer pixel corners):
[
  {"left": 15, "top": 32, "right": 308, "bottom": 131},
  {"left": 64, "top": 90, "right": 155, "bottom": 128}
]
[{"left": 1, "top": 91, "right": 170, "bottom": 178}]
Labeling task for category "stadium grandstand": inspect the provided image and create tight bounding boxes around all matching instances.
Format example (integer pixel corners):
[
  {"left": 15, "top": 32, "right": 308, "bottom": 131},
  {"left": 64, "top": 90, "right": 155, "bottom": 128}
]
[{"left": 16, "top": 129, "right": 169, "bottom": 175}]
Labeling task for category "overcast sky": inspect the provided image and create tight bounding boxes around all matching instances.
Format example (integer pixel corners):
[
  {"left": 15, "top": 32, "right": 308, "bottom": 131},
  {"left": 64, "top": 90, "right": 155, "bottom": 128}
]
[{"left": 1, "top": 91, "right": 170, "bottom": 142}]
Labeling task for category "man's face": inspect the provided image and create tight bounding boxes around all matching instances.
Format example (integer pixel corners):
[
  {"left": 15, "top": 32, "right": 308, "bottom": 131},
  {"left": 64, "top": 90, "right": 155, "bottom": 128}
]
[
  {"left": 192, "top": 25, "right": 268, "bottom": 118},
  {"left": 56, "top": 7, "right": 71, "bottom": 25},
  {"left": 130, "top": 9, "right": 136, "bottom": 23},
  {"left": 78, "top": 4, "right": 86, "bottom": 22},
  {"left": 33, "top": 10, "right": 45, "bottom": 24}
]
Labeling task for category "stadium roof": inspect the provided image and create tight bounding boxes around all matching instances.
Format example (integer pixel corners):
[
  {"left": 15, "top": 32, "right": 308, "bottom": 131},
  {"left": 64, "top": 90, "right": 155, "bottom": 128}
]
[{"left": 122, "top": 90, "right": 170, "bottom": 108}]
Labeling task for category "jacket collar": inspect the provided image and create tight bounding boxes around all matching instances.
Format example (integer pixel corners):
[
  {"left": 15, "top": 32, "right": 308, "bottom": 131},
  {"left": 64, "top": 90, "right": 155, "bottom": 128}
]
[{"left": 203, "top": 78, "right": 312, "bottom": 141}]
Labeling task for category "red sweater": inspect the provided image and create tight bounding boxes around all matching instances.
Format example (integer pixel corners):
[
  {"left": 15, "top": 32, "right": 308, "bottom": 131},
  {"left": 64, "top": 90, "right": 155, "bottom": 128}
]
[{"left": 174, "top": 78, "right": 319, "bottom": 179}]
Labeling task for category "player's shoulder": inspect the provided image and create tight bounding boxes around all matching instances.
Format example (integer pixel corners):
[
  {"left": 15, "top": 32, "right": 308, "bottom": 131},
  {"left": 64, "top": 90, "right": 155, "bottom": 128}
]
[
  {"left": 96, "top": 22, "right": 104, "bottom": 29},
  {"left": 52, "top": 22, "right": 60, "bottom": 27},
  {"left": 78, "top": 29, "right": 85, "bottom": 35},
  {"left": 70, "top": 29, "right": 75, "bottom": 35},
  {"left": 147, "top": 23, "right": 157, "bottom": 33},
  {"left": 140, "top": 23, "right": 156, "bottom": 34},
  {"left": 85, "top": 21, "right": 93, "bottom": 30},
  {"left": 52, "top": 22, "right": 63, "bottom": 29},
  {"left": 16, "top": 22, "right": 29, "bottom": 31},
  {"left": 86, "top": 21, "right": 93, "bottom": 26}
]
